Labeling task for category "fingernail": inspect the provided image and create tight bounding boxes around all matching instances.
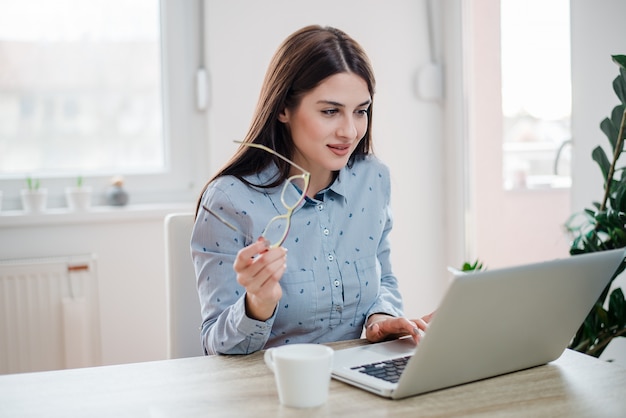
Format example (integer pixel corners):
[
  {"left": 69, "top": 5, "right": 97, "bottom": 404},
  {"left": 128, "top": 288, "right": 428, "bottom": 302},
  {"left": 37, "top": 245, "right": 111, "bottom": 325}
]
[{"left": 413, "top": 327, "right": 420, "bottom": 335}]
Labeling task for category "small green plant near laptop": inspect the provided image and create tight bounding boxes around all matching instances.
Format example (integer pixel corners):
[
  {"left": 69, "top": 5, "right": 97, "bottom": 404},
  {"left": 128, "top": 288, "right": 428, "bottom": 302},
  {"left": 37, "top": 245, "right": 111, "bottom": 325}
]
[
  {"left": 565, "top": 54, "right": 626, "bottom": 358},
  {"left": 460, "top": 260, "right": 484, "bottom": 272}
]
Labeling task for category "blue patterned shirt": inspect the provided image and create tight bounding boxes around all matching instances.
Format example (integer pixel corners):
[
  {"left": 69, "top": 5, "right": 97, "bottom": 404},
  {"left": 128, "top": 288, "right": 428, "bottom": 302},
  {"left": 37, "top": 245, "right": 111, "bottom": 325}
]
[{"left": 191, "top": 155, "right": 404, "bottom": 355}]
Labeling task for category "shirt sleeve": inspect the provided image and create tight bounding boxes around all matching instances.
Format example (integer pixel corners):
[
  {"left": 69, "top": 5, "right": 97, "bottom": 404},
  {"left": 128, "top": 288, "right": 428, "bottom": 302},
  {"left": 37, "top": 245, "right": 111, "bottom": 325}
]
[{"left": 191, "top": 181, "right": 275, "bottom": 355}]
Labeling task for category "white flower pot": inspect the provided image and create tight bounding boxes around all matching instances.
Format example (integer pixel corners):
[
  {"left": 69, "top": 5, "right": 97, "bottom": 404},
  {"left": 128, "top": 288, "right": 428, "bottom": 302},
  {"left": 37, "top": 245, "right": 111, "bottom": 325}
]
[
  {"left": 20, "top": 189, "right": 48, "bottom": 213},
  {"left": 65, "top": 186, "right": 92, "bottom": 211}
]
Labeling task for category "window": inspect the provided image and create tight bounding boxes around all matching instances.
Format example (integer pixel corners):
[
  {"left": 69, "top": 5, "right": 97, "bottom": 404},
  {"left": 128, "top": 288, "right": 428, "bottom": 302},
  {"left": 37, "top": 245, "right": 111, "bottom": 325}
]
[
  {"left": 501, "top": 0, "right": 572, "bottom": 190},
  {"left": 0, "top": 0, "right": 163, "bottom": 175},
  {"left": 0, "top": 0, "right": 207, "bottom": 210}
]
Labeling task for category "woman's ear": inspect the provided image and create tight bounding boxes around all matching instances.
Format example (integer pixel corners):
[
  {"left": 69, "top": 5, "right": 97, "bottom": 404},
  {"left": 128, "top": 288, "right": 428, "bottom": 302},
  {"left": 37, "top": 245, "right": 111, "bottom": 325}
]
[{"left": 277, "top": 107, "right": 289, "bottom": 124}]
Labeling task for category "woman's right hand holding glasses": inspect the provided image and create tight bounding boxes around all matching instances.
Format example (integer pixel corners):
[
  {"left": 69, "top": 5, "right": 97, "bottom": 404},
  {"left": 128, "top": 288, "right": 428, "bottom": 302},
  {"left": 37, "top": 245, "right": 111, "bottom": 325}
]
[{"left": 233, "top": 237, "right": 287, "bottom": 321}]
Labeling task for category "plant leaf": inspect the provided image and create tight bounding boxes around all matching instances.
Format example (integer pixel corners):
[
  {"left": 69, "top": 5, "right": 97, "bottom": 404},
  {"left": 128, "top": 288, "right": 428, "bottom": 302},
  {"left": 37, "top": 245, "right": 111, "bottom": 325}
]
[
  {"left": 613, "top": 72, "right": 626, "bottom": 105},
  {"left": 609, "top": 287, "right": 625, "bottom": 328},
  {"left": 613, "top": 54, "right": 626, "bottom": 72},
  {"left": 592, "top": 145, "right": 611, "bottom": 181},
  {"left": 600, "top": 117, "right": 618, "bottom": 151},
  {"left": 612, "top": 104, "right": 626, "bottom": 142}
]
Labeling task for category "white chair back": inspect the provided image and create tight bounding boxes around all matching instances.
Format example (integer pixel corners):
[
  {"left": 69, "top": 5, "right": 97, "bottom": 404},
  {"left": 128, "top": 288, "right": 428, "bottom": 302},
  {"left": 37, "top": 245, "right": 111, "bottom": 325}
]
[{"left": 164, "top": 213, "right": 204, "bottom": 358}]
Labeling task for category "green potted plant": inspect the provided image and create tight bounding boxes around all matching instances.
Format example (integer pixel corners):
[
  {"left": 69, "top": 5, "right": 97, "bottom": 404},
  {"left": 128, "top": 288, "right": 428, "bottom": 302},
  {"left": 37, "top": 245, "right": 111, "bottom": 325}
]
[
  {"left": 20, "top": 176, "right": 47, "bottom": 213},
  {"left": 65, "top": 176, "right": 92, "bottom": 211},
  {"left": 565, "top": 54, "right": 626, "bottom": 358}
]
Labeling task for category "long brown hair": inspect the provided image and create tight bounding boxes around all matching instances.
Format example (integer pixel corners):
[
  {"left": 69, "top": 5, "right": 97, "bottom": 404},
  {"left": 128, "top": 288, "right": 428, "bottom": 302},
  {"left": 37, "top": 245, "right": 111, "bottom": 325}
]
[{"left": 196, "top": 25, "right": 376, "bottom": 215}]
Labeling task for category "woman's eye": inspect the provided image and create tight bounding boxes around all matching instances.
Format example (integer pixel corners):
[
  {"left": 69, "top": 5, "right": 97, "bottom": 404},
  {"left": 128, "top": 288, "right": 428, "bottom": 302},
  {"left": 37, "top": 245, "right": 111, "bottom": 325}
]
[
  {"left": 322, "top": 109, "right": 338, "bottom": 116},
  {"left": 356, "top": 109, "right": 369, "bottom": 116}
]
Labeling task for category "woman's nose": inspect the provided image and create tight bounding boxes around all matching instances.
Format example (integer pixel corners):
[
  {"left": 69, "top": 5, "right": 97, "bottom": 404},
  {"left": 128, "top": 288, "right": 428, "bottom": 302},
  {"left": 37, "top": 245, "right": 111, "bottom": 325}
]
[{"left": 337, "top": 115, "right": 358, "bottom": 139}]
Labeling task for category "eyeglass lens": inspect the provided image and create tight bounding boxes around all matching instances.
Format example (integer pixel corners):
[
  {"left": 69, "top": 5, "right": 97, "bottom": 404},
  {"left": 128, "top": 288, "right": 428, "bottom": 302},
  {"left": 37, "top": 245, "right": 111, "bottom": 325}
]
[{"left": 262, "top": 174, "right": 308, "bottom": 246}]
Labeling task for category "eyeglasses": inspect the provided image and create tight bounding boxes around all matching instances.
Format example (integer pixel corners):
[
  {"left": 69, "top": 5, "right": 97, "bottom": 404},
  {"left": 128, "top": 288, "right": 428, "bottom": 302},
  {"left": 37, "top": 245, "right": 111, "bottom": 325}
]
[{"left": 202, "top": 141, "right": 310, "bottom": 248}]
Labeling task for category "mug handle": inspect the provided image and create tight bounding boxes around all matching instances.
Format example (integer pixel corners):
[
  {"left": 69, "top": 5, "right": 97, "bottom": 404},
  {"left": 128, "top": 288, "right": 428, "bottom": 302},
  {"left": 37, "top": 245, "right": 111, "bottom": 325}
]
[{"left": 264, "top": 348, "right": 276, "bottom": 373}]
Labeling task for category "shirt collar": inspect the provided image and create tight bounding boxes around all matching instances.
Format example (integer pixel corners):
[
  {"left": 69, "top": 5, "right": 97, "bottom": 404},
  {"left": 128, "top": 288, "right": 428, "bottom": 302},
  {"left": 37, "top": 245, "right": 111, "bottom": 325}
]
[
  {"left": 247, "top": 163, "right": 308, "bottom": 212},
  {"left": 325, "top": 166, "right": 350, "bottom": 204},
  {"left": 248, "top": 161, "right": 352, "bottom": 205}
]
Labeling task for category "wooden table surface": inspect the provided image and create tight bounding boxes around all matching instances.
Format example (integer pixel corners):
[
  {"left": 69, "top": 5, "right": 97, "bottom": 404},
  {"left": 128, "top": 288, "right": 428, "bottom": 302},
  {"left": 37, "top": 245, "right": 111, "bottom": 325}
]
[{"left": 1, "top": 339, "right": 625, "bottom": 417}]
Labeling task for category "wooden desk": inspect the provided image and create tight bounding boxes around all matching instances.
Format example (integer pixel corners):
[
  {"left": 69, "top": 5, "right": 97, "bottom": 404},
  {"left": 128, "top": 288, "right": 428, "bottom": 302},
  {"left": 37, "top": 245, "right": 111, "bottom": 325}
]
[{"left": 1, "top": 340, "right": 625, "bottom": 417}]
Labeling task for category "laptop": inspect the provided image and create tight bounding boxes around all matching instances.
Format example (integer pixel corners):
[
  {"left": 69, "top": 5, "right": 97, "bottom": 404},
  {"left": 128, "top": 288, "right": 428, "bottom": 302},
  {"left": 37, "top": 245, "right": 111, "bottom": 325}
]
[{"left": 332, "top": 248, "right": 625, "bottom": 399}]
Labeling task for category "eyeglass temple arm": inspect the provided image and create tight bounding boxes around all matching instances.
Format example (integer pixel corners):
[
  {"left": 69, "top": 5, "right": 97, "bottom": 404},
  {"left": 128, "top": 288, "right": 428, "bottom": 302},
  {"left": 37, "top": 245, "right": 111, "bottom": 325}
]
[
  {"left": 233, "top": 140, "right": 310, "bottom": 175},
  {"left": 202, "top": 205, "right": 238, "bottom": 232}
]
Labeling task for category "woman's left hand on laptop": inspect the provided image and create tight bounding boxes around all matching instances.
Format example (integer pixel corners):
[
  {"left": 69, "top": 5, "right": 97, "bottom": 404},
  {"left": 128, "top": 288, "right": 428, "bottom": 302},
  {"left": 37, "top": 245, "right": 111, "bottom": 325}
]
[{"left": 365, "top": 311, "right": 434, "bottom": 344}]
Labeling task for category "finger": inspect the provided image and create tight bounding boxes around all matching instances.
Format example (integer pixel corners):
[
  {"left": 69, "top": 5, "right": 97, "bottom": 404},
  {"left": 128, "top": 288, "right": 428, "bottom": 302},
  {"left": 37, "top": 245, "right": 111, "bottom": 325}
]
[
  {"left": 250, "top": 261, "right": 286, "bottom": 299},
  {"left": 237, "top": 248, "right": 287, "bottom": 291},
  {"left": 407, "top": 320, "right": 428, "bottom": 344},
  {"left": 243, "top": 252, "right": 287, "bottom": 293},
  {"left": 411, "top": 318, "right": 429, "bottom": 332},
  {"left": 421, "top": 311, "right": 435, "bottom": 324},
  {"left": 233, "top": 238, "right": 271, "bottom": 272},
  {"left": 245, "top": 247, "right": 287, "bottom": 278},
  {"left": 382, "top": 317, "right": 418, "bottom": 335},
  {"left": 240, "top": 237, "right": 270, "bottom": 260},
  {"left": 365, "top": 321, "right": 385, "bottom": 343}
]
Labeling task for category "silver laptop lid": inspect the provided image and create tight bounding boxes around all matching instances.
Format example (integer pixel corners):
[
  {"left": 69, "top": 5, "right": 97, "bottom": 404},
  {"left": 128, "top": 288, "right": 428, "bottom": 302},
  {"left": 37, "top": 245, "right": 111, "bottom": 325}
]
[{"left": 391, "top": 248, "right": 625, "bottom": 398}]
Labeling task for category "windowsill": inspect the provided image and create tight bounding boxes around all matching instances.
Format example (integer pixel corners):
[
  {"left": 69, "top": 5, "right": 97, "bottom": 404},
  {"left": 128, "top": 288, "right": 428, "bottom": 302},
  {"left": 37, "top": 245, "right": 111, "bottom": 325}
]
[{"left": 0, "top": 202, "right": 194, "bottom": 228}]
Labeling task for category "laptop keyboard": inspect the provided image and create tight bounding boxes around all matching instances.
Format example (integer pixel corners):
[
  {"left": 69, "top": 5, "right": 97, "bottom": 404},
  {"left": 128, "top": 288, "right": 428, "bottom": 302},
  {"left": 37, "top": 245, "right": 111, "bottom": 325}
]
[{"left": 351, "top": 355, "right": 411, "bottom": 383}]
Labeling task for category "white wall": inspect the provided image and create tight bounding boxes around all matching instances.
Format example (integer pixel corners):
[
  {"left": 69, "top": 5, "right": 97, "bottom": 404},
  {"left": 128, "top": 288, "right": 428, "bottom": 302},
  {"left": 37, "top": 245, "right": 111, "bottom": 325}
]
[{"left": 570, "top": 0, "right": 626, "bottom": 212}]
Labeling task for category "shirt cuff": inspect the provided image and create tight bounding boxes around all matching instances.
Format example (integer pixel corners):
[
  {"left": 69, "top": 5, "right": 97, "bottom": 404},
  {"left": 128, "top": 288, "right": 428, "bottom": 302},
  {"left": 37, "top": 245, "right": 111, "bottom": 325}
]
[
  {"left": 232, "top": 295, "right": 276, "bottom": 338},
  {"left": 366, "top": 303, "right": 403, "bottom": 322}
]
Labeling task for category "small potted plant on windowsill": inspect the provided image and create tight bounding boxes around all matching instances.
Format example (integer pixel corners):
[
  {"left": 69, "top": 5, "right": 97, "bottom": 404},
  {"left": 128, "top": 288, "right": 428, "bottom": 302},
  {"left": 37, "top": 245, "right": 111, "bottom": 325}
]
[
  {"left": 20, "top": 177, "right": 47, "bottom": 213},
  {"left": 65, "top": 176, "right": 92, "bottom": 211}
]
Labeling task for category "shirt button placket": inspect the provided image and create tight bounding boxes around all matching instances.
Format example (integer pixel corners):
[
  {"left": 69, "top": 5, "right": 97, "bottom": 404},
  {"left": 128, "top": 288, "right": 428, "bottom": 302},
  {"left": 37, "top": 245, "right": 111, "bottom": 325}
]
[{"left": 319, "top": 201, "right": 342, "bottom": 327}]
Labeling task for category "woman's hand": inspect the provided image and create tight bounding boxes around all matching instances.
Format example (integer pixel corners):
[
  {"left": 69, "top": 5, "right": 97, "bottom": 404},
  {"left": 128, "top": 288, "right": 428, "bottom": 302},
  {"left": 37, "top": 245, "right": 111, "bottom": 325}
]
[
  {"left": 365, "top": 311, "right": 435, "bottom": 344},
  {"left": 233, "top": 237, "right": 287, "bottom": 321}
]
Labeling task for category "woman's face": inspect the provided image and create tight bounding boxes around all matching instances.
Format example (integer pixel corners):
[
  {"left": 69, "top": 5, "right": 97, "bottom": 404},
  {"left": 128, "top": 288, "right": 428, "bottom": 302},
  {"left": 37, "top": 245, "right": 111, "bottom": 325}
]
[{"left": 278, "top": 72, "right": 371, "bottom": 182}]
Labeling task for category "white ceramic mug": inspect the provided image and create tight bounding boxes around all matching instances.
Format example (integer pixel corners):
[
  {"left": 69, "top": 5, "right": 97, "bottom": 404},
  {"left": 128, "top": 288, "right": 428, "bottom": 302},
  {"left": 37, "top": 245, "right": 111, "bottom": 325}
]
[{"left": 264, "top": 344, "right": 334, "bottom": 408}]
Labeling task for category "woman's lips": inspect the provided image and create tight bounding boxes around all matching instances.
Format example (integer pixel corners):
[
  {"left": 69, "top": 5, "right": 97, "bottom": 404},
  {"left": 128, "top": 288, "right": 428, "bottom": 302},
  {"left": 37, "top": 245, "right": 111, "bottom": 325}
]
[{"left": 327, "top": 144, "right": 351, "bottom": 156}]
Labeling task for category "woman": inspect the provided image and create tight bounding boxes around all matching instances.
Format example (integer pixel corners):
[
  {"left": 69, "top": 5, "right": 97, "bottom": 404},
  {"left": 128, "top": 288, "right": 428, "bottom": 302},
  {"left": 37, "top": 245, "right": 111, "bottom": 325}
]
[{"left": 192, "top": 25, "right": 432, "bottom": 355}]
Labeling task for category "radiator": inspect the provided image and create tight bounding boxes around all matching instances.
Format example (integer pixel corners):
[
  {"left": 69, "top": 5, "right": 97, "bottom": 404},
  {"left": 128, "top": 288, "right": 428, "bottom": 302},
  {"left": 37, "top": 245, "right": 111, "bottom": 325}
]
[{"left": 0, "top": 255, "right": 101, "bottom": 374}]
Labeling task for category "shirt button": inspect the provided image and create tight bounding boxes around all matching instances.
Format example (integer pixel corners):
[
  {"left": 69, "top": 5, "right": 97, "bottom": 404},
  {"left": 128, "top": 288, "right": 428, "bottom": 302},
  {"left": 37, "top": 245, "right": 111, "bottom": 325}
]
[
  {"left": 333, "top": 280, "right": 340, "bottom": 287},
  {"left": 317, "top": 204, "right": 324, "bottom": 211},
  {"left": 323, "top": 228, "right": 330, "bottom": 236},
  {"left": 328, "top": 254, "right": 334, "bottom": 261}
]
